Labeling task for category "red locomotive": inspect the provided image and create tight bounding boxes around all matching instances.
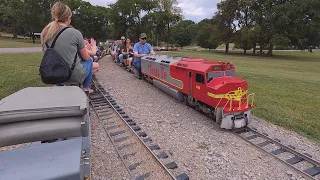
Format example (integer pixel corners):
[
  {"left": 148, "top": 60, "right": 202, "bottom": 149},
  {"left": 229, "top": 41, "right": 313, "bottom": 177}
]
[{"left": 133, "top": 54, "right": 254, "bottom": 129}]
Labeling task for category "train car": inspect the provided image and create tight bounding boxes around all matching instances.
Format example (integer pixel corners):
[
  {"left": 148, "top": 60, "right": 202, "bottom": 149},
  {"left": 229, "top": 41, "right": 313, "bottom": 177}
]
[
  {"left": 0, "top": 86, "right": 91, "bottom": 180},
  {"left": 135, "top": 54, "right": 254, "bottom": 129}
]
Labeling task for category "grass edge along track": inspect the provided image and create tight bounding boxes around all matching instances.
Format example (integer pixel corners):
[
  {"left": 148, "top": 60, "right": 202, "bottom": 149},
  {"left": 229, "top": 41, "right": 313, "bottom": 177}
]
[{"left": 89, "top": 78, "right": 189, "bottom": 180}]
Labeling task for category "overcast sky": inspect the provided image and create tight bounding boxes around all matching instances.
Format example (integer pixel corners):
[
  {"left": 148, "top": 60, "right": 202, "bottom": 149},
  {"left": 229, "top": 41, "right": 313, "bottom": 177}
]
[{"left": 85, "top": 0, "right": 219, "bottom": 23}]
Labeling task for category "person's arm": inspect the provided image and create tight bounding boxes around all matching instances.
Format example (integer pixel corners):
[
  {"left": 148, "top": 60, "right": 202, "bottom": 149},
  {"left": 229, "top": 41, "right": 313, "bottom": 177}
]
[
  {"left": 121, "top": 47, "right": 126, "bottom": 54},
  {"left": 149, "top": 44, "right": 155, "bottom": 55},
  {"left": 80, "top": 38, "right": 96, "bottom": 60},
  {"left": 75, "top": 30, "right": 90, "bottom": 60}
]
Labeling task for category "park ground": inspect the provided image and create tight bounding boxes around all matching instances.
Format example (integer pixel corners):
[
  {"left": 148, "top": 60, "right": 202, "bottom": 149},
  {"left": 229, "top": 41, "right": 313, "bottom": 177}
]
[
  {"left": 0, "top": 43, "right": 319, "bottom": 143},
  {"left": 0, "top": 33, "right": 41, "bottom": 48}
]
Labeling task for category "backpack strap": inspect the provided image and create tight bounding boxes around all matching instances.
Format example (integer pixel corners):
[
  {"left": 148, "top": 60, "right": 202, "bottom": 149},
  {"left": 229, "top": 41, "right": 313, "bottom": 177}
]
[
  {"left": 71, "top": 53, "right": 77, "bottom": 71},
  {"left": 50, "top": 27, "right": 69, "bottom": 48},
  {"left": 45, "top": 26, "right": 78, "bottom": 71}
]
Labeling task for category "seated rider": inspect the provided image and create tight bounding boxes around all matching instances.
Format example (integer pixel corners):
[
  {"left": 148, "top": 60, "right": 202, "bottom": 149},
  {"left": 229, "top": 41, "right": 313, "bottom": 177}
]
[
  {"left": 40, "top": 1, "right": 96, "bottom": 93},
  {"left": 84, "top": 39, "right": 99, "bottom": 74},
  {"left": 133, "top": 33, "right": 155, "bottom": 78}
]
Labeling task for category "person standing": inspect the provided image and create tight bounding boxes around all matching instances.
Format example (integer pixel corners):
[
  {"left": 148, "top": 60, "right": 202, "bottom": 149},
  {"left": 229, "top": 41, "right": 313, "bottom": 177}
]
[{"left": 133, "top": 33, "right": 155, "bottom": 78}]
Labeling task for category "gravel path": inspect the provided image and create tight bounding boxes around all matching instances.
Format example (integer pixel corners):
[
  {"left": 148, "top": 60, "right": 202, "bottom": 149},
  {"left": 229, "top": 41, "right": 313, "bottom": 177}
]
[
  {"left": 95, "top": 55, "right": 320, "bottom": 180},
  {"left": 90, "top": 108, "right": 131, "bottom": 180},
  {"left": 0, "top": 47, "right": 42, "bottom": 53}
]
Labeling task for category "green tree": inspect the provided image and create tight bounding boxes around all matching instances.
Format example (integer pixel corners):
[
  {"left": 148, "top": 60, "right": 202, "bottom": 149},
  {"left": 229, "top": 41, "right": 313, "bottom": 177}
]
[
  {"left": 197, "top": 18, "right": 220, "bottom": 49},
  {"left": 171, "top": 20, "right": 197, "bottom": 48},
  {"left": 215, "top": 0, "right": 239, "bottom": 53}
]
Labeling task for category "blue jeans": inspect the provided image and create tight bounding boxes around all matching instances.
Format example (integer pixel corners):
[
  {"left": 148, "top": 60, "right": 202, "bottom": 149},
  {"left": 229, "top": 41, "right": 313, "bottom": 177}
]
[
  {"left": 81, "top": 57, "right": 93, "bottom": 88},
  {"left": 116, "top": 53, "right": 121, "bottom": 64},
  {"left": 134, "top": 60, "right": 141, "bottom": 72},
  {"left": 56, "top": 57, "right": 93, "bottom": 88}
]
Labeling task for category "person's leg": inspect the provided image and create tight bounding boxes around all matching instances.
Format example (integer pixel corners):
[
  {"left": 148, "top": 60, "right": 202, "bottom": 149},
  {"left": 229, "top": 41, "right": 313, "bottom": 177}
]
[
  {"left": 115, "top": 52, "right": 119, "bottom": 63},
  {"left": 93, "top": 62, "right": 99, "bottom": 73},
  {"left": 119, "top": 54, "right": 123, "bottom": 65},
  {"left": 127, "top": 58, "right": 132, "bottom": 68},
  {"left": 122, "top": 54, "right": 128, "bottom": 66},
  {"left": 81, "top": 57, "right": 93, "bottom": 91}
]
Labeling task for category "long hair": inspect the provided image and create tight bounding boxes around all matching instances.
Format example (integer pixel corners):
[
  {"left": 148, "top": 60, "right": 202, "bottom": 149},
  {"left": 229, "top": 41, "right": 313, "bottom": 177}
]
[{"left": 41, "top": 2, "right": 72, "bottom": 47}]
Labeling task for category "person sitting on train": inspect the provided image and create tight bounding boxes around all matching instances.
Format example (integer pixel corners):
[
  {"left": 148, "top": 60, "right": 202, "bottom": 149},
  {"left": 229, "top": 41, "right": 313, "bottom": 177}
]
[
  {"left": 40, "top": 1, "right": 95, "bottom": 93},
  {"left": 120, "top": 38, "right": 132, "bottom": 68},
  {"left": 84, "top": 39, "right": 99, "bottom": 74},
  {"left": 133, "top": 33, "right": 155, "bottom": 75},
  {"left": 111, "top": 41, "right": 118, "bottom": 62},
  {"left": 127, "top": 43, "right": 134, "bottom": 70},
  {"left": 98, "top": 42, "right": 106, "bottom": 57},
  {"left": 117, "top": 36, "right": 126, "bottom": 66}
]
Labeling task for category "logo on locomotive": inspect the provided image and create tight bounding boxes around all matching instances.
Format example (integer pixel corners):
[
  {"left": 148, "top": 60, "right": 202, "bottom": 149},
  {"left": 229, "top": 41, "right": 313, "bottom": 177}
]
[
  {"left": 148, "top": 64, "right": 167, "bottom": 80},
  {"left": 142, "top": 59, "right": 183, "bottom": 89}
]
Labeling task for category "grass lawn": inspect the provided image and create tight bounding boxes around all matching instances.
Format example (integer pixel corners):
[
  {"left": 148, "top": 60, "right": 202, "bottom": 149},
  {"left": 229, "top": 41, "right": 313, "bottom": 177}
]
[
  {"left": 0, "top": 37, "right": 41, "bottom": 48},
  {"left": 0, "top": 52, "right": 47, "bottom": 100},
  {"left": 158, "top": 49, "right": 320, "bottom": 142}
]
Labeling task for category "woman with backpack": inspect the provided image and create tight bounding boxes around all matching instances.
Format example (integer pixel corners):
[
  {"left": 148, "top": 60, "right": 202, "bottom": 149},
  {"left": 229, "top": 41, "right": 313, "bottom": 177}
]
[{"left": 40, "top": 1, "right": 95, "bottom": 93}]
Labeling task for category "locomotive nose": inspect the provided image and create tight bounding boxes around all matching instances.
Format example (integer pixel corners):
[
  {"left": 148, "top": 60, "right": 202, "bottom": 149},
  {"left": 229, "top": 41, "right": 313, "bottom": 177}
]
[{"left": 208, "top": 76, "right": 248, "bottom": 94}]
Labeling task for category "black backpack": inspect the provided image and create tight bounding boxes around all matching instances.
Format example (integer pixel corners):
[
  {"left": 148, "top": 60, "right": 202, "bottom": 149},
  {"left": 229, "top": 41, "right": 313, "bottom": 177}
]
[{"left": 39, "top": 27, "right": 77, "bottom": 84}]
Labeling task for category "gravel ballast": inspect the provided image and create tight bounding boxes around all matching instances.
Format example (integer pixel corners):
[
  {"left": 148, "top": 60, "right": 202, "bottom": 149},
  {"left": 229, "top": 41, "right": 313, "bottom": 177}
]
[
  {"left": 95, "top": 55, "right": 320, "bottom": 180},
  {"left": 90, "top": 108, "right": 131, "bottom": 180}
]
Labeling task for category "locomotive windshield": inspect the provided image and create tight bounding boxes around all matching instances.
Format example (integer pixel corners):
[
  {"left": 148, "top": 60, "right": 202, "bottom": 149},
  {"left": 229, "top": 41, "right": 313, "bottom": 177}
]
[
  {"left": 206, "top": 72, "right": 224, "bottom": 83},
  {"left": 206, "top": 70, "right": 236, "bottom": 83},
  {"left": 226, "top": 70, "right": 236, "bottom": 77}
]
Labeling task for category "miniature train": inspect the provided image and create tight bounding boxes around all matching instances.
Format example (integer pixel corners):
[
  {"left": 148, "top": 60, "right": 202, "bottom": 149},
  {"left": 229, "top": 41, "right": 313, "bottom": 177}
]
[
  {"left": 0, "top": 86, "right": 91, "bottom": 180},
  {"left": 130, "top": 55, "right": 255, "bottom": 129}
]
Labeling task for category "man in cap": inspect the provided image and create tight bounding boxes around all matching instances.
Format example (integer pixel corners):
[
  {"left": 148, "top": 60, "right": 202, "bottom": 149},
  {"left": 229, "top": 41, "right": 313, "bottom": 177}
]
[{"left": 133, "top": 33, "right": 155, "bottom": 78}]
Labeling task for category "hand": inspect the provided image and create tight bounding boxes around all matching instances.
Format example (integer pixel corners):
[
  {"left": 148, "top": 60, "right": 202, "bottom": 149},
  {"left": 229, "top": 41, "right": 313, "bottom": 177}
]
[
  {"left": 90, "top": 38, "right": 96, "bottom": 46},
  {"left": 86, "top": 44, "right": 92, "bottom": 50}
]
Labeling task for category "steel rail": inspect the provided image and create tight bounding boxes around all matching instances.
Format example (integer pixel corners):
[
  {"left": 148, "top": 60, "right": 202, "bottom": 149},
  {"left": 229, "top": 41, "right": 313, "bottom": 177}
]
[
  {"left": 90, "top": 79, "right": 177, "bottom": 180},
  {"left": 89, "top": 93, "right": 133, "bottom": 179},
  {"left": 233, "top": 127, "right": 320, "bottom": 180}
]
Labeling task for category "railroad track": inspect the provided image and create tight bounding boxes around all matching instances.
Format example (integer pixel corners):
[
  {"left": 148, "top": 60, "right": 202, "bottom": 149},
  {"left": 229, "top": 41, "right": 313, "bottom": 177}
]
[
  {"left": 234, "top": 127, "right": 320, "bottom": 180},
  {"left": 89, "top": 78, "right": 189, "bottom": 180}
]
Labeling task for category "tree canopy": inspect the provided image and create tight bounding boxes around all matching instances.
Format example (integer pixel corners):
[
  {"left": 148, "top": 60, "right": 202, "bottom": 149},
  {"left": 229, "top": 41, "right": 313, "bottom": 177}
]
[{"left": 1, "top": 0, "right": 319, "bottom": 55}]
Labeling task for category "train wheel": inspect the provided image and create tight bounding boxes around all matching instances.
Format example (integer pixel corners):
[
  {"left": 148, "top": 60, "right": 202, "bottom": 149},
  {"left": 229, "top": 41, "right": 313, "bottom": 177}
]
[
  {"left": 196, "top": 105, "right": 200, "bottom": 112},
  {"left": 215, "top": 108, "right": 222, "bottom": 125},
  {"left": 209, "top": 112, "right": 215, "bottom": 121},
  {"left": 183, "top": 95, "right": 189, "bottom": 106}
]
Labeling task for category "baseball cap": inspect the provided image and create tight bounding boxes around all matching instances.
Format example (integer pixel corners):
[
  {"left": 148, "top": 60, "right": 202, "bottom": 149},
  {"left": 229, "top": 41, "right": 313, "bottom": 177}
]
[{"left": 139, "top": 33, "right": 147, "bottom": 38}]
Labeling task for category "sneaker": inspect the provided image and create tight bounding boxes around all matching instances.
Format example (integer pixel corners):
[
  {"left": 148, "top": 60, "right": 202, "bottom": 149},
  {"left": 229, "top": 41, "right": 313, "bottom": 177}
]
[{"left": 83, "top": 88, "right": 94, "bottom": 93}]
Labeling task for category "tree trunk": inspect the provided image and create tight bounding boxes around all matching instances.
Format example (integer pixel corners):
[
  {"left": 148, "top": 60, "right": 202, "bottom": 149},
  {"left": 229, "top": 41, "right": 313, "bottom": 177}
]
[
  {"left": 259, "top": 40, "right": 263, "bottom": 55},
  {"left": 226, "top": 19, "right": 231, "bottom": 53},
  {"left": 253, "top": 41, "right": 256, "bottom": 55},
  {"left": 225, "top": 43, "right": 229, "bottom": 53},
  {"left": 31, "top": 32, "right": 35, "bottom": 44},
  {"left": 166, "top": 23, "right": 169, "bottom": 51},
  {"left": 244, "top": 40, "right": 247, "bottom": 54},
  {"left": 267, "top": 43, "right": 273, "bottom": 56},
  {"left": 244, "top": 7, "right": 248, "bottom": 55}
]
